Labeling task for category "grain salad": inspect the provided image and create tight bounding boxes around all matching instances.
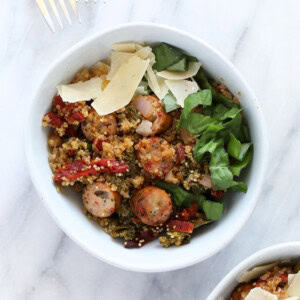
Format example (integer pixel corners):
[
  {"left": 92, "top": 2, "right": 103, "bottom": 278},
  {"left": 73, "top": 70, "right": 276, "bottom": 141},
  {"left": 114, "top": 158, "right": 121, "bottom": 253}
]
[{"left": 42, "top": 42, "right": 253, "bottom": 248}]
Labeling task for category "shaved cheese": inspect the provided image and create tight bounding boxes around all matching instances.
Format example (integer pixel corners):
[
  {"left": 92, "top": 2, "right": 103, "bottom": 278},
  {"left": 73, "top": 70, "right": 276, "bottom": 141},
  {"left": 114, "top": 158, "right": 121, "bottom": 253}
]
[
  {"left": 135, "top": 46, "right": 152, "bottom": 60},
  {"left": 112, "top": 42, "right": 136, "bottom": 53},
  {"left": 287, "top": 271, "right": 300, "bottom": 297},
  {"left": 57, "top": 77, "right": 102, "bottom": 103},
  {"left": 136, "top": 120, "right": 153, "bottom": 137},
  {"left": 165, "top": 79, "right": 199, "bottom": 107},
  {"left": 107, "top": 51, "right": 136, "bottom": 80},
  {"left": 92, "top": 56, "right": 150, "bottom": 115},
  {"left": 147, "top": 65, "right": 161, "bottom": 93},
  {"left": 146, "top": 73, "right": 169, "bottom": 100},
  {"left": 148, "top": 51, "right": 156, "bottom": 65},
  {"left": 288, "top": 274, "right": 297, "bottom": 286},
  {"left": 157, "top": 62, "right": 202, "bottom": 80},
  {"left": 245, "top": 288, "right": 277, "bottom": 300},
  {"left": 238, "top": 263, "right": 277, "bottom": 283}
]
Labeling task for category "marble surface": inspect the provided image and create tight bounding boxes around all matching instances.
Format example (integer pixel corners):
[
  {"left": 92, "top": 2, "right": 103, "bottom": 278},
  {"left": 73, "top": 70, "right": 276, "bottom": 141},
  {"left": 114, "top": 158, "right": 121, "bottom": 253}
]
[{"left": 1, "top": 0, "right": 300, "bottom": 299}]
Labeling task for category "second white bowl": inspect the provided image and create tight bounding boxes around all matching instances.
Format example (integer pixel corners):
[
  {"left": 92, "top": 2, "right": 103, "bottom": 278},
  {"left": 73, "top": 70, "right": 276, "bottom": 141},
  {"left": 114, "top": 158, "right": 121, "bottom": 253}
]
[{"left": 208, "top": 242, "right": 300, "bottom": 299}]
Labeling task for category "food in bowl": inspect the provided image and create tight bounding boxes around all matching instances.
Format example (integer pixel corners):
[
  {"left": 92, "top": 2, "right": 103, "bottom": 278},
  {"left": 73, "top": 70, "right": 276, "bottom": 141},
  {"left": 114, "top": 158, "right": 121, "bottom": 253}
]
[
  {"left": 231, "top": 261, "right": 300, "bottom": 299},
  {"left": 42, "top": 41, "right": 253, "bottom": 249}
]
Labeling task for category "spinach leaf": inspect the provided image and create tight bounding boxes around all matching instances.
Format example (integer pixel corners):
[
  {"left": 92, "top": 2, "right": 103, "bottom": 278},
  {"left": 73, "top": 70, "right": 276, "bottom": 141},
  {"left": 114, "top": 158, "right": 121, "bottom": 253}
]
[
  {"left": 195, "top": 68, "right": 238, "bottom": 109},
  {"left": 202, "top": 200, "right": 224, "bottom": 221},
  {"left": 240, "top": 124, "right": 251, "bottom": 143},
  {"left": 156, "top": 181, "right": 224, "bottom": 221},
  {"left": 162, "top": 93, "right": 180, "bottom": 113},
  {"left": 156, "top": 180, "right": 205, "bottom": 208},
  {"left": 186, "top": 55, "right": 198, "bottom": 62},
  {"left": 227, "top": 133, "right": 251, "bottom": 161},
  {"left": 152, "top": 43, "right": 185, "bottom": 72},
  {"left": 167, "top": 57, "right": 188, "bottom": 71},
  {"left": 230, "top": 146, "right": 253, "bottom": 176},
  {"left": 177, "top": 89, "right": 213, "bottom": 129},
  {"left": 184, "top": 113, "right": 218, "bottom": 135},
  {"left": 194, "top": 137, "right": 247, "bottom": 191}
]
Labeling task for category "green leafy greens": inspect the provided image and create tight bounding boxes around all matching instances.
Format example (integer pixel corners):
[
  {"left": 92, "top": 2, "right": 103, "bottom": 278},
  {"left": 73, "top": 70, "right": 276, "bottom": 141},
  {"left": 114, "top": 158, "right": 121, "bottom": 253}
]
[
  {"left": 152, "top": 43, "right": 198, "bottom": 72},
  {"left": 162, "top": 93, "right": 181, "bottom": 113},
  {"left": 156, "top": 181, "right": 224, "bottom": 221},
  {"left": 177, "top": 71, "right": 253, "bottom": 192}
]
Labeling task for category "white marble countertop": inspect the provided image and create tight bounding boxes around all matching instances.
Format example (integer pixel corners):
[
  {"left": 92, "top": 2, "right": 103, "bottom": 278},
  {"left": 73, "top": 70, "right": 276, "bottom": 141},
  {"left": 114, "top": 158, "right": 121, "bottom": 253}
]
[{"left": 1, "top": 0, "right": 300, "bottom": 299}]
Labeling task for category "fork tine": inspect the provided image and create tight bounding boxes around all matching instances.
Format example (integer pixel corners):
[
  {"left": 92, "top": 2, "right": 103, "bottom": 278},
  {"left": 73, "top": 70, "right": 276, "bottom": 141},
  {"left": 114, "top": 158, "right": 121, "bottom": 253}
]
[
  {"left": 48, "top": 0, "right": 63, "bottom": 29},
  {"left": 35, "top": 0, "right": 55, "bottom": 32},
  {"left": 68, "top": 0, "right": 78, "bottom": 17},
  {"left": 58, "top": 0, "right": 72, "bottom": 25}
]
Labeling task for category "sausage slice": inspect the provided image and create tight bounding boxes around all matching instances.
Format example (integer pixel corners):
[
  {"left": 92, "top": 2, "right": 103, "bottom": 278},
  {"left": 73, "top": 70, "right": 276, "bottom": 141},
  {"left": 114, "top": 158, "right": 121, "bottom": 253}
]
[
  {"left": 136, "top": 137, "right": 175, "bottom": 178},
  {"left": 131, "top": 186, "right": 173, "bottom": 226},
  {"left": 81, "top": 109, "right": 117, "bottom": 141},
  {"left": 231, "top": 283, "right": 253, "bottom": 300},
  {"left": 83, "top": 182, "right": 121, "bottom": 218},
  {"left": 132, "top": 95, "right": 172, "bottom": 135}
]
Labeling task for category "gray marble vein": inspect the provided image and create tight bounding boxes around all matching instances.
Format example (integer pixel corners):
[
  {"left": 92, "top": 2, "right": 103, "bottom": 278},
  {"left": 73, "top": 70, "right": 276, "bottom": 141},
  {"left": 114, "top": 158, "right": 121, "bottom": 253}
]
[{"left": 1, "top": 0, "right": 300, "bottom": 299}]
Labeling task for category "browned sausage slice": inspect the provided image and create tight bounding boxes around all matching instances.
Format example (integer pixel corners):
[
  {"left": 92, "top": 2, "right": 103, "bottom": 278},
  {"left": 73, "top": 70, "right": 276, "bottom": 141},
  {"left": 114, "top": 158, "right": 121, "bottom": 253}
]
[
  {"left": 136, "top": 137, "right": 175, "bottom": 178},
  {"left": 132, "top": 95, "right": 172, "bottom": 135},
  {"left": 81, "top": 109, "right": 117, "bottom": 141},
  {"left": 83, "top": 182, "right": 121, "bottom": 218},
  {"left": 231, "top": 283, "right": 253, "bottom": 300},
  {"left": 131, "top": 186, "right": 173, "bottom": 226}
]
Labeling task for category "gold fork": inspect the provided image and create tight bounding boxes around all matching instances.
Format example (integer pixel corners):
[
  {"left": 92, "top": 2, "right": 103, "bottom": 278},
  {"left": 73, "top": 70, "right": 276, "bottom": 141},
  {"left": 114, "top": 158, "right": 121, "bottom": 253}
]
[{"left": 35, "top": 0, "right": 96, "bottom": 32}]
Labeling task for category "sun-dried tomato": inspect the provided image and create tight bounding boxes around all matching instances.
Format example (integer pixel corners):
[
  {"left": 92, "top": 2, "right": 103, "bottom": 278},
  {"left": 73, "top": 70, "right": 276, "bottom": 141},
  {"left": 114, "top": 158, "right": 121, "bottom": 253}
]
[
  {"left": 176, "top": 143, "right": 185, "bottom": 164},
  {"left": 167, "top": 220, "right": 194, "bottom": 233},
  {"left": 177, "top": 204, "right": 198, "bottom": 221},
  {"left": 211, "top": 190, "right": 223, "bottom": 199},
  {"left": 124, "top": 228, "right": 156, "bottom": 249},
  {"left": 54, "top": 159, "right": 129, "bottom": 184},
  {"left": 43, "top": 112, "right": 65, "bottom": 128}
]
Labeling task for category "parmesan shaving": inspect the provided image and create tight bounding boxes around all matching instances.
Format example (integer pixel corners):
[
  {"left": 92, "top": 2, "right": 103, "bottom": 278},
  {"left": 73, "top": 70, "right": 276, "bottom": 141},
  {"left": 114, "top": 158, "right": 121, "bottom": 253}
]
[
  {"left": 57, "top": 77, "right": 102, "bottom": 103},
  {"left": 92, "top": 56, "right": 150, "bottom": 115},
  {"left": 147, "top": 65, "right": 161, "bottom": 93},
  {"left": 288, "top": 274, "right": 297, "bottom": 287},
  {"left": 146, "top": 73, "right": 169, "bottom": 100},
  {"left": 157, "top": 62, "right": 202, "bottom": 80},
  {"left": 238, "top": 263, "right": 277, "bottom": 283},
  {"left": 107, "top": 51, "right": 136, "bottom": 80},
  {"left": 135, "top": 46, "right": 152, "bottom": 60},
  {"left": 287, "top": 271, "right": 300, "bottom": 297},
  {"left": 244, "top": 288, "right": 277, "bottom": 300},
  {"left": 165, "top": 79, "right": 199, "bottom": 107},
  {"left": 112, "top": 42, "right": 136, "bottom": 53}
]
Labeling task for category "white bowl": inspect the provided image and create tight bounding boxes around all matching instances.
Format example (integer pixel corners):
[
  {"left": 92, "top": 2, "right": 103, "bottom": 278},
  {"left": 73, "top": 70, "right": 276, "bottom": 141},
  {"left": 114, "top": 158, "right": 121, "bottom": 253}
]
[
  {"left": 208, "top": 242, "right": 300, "bottom": 299},
  {"left": 25, "top": 23, "right": 268, "bottom": 272}
]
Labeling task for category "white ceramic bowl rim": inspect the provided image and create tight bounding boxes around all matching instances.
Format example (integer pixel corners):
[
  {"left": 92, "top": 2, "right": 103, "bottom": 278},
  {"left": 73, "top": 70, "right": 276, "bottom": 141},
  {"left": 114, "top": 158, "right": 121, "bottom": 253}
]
[
  {"left": 208, "top": 242, "right": 300, "bottom": 299},
  {"left": 25, "top": 22, "right": 268, "bottom": 272}
]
